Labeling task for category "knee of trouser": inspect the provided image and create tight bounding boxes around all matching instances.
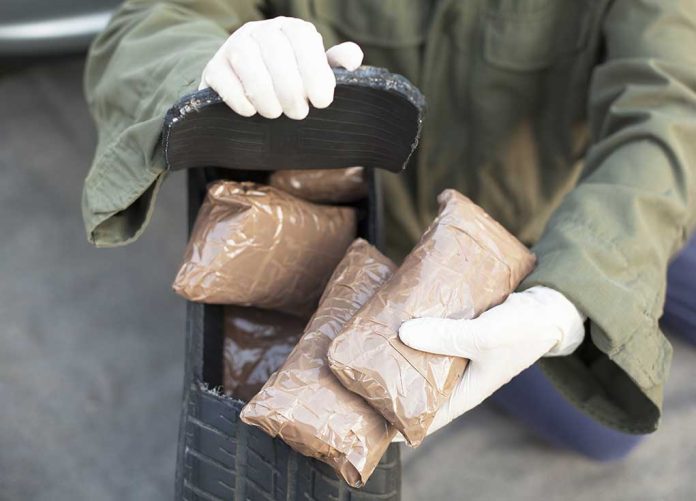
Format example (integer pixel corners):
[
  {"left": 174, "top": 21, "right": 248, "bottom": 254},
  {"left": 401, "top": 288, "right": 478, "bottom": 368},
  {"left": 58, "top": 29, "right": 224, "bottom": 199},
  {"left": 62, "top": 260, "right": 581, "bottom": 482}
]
[{"left": 578, "top": 433, "right": 645, "bottom": 462}]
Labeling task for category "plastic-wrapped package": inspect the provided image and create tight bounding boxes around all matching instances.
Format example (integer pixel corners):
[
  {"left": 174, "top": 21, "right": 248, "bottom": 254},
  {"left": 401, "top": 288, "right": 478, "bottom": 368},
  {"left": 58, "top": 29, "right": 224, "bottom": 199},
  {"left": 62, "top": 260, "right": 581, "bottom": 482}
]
[
  {"left": 222, "top": 306, "right": 306, "bottom": 402},
  {"left": 241, "top": 239, "right": 397, "bottom": 487},
  {"left": 172, "top": 181, "right": 356, "bottom": 316},
  {"left": 269, "top": 167, "right": 368, "bottom": 204},
  {"left": 327, "top": 190, "right": 536, "bottom": 446}
]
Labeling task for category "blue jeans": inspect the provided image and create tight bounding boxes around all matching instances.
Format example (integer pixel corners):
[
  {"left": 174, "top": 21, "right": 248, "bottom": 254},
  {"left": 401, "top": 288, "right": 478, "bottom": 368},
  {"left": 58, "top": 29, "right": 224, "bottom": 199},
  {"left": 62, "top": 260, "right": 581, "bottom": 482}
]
[{"left": 490, "top": 234, "right": 696, "bottom": 461}]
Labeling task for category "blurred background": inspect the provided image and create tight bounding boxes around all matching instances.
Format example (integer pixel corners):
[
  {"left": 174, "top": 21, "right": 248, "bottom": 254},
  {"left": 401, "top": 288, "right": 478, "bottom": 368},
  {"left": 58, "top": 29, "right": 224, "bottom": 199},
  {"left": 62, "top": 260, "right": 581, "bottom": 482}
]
[{"left": 1, "top": 2, "right": 695, "bottom": 500}]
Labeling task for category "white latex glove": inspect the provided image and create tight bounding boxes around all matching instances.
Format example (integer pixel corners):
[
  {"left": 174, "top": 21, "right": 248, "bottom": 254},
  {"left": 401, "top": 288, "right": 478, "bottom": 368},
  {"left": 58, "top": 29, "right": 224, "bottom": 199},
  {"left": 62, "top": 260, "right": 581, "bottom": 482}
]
[
  {"left": 198, "top": 17, "right": 363, "bottom": 119},
  {"left": 396, "top": 285, "right": 586, "bottom": 439}
]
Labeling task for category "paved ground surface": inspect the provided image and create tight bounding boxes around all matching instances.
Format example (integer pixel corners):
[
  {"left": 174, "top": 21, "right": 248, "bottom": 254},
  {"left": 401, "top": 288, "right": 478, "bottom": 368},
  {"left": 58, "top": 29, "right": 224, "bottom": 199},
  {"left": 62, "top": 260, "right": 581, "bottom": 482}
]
[{"left": 1, "top": 56, "right": 694, "bottom": 501}]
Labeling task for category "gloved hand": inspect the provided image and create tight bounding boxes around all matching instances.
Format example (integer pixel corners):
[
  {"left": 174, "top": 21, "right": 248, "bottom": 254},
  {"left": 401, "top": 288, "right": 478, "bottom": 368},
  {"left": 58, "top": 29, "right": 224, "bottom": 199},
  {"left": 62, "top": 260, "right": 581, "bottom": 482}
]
[
  {"left": 396, "top": 285, "right": 586, "bottom": 439},
  {"left": 199, "top": 17, "right": 363, "bottom": 119}
]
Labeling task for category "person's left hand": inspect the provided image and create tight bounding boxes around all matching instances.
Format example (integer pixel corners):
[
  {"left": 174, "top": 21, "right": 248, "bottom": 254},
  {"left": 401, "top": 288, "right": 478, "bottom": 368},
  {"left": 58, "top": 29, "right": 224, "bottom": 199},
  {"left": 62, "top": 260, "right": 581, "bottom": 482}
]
[
  {"left": 197, "top": 17, "right": 363, "bottom": 120},
  {"left": 396, "top": 285, "right": 586, "bottom": 439}
]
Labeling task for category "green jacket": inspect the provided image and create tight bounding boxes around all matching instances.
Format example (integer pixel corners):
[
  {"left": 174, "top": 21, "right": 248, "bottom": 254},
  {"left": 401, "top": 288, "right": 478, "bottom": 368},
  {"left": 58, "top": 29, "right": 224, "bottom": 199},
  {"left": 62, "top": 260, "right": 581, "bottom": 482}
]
[{"left": 83, "top": 0, "right": 696, "bottom": 434}]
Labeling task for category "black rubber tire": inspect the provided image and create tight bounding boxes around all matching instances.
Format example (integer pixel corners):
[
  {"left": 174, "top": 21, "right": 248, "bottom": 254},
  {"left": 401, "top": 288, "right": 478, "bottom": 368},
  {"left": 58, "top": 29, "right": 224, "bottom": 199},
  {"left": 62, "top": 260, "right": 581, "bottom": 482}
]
[
  {"left": 172, "top": 65, "right": 424, "bottom": 500},
  {"left": 180, "top": 387, "right": 400, "bottom": 501},
  {"left": 163, "top": 66, "right": 424, "bottom": 174},
  {"left": 174, "top": 168, "right": 401, "bottom": 500}
]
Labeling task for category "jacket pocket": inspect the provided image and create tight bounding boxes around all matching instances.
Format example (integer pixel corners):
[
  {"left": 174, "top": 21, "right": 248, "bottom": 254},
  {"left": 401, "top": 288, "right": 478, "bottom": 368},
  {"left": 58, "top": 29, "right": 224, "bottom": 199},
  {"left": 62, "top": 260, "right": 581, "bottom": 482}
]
[
  {"left": 483, "top": 0, "right": 590, "bottom": 71},
  {"left": 311, "top": 0, "right": 429, "bottom": 47}
]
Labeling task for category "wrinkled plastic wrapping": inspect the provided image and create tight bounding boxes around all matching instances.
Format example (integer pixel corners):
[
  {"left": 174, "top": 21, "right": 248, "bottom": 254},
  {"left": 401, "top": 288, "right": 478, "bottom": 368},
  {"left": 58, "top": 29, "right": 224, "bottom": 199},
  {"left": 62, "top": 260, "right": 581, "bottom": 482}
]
[
  {"left": 222, "top": 306, "right": 306, "bottom": 402},
  {"left": 269, "top": 167, "right": 368, "bottom": 204},
  {"left": 327, "top": 190, "right": 536, "bottom": 446},
  {"left": 172, "top": 181, "right": 357, "bottom": 316},
  {"left": 241, "top": 239, "right": 397, "bottom": 487}
]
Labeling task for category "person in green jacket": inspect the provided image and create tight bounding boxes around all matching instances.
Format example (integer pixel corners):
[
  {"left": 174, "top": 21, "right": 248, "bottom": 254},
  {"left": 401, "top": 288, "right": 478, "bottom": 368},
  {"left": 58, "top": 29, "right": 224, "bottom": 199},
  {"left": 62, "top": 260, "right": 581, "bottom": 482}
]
[{"left": 83, "top": 0, "right": 696, "bottom": 457}]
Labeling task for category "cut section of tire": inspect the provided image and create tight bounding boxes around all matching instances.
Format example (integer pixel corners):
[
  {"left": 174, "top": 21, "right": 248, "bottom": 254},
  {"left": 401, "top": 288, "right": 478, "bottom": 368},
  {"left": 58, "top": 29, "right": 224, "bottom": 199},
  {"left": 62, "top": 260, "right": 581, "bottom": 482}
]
[
  {"left": 174, "top": 168, "right": 402, "bottom": 500},
  {"left": 163, "top": 66, "right": 424, "bottom": 174},
  {"left": 179, "top": 388, "right": 400, "bottom": 501}
]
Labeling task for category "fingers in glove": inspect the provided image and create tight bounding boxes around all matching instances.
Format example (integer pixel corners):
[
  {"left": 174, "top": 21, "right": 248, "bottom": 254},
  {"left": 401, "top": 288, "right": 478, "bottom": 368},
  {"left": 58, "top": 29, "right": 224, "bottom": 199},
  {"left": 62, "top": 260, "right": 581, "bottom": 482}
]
[
  {"left": 326, "top": 41, "right": 364, "bottom": 70},
  {"left": 200, "top": 55, "right": 256, "bottom": 117},
  {"left": 224, "top": 35, "right": 283, "bottom": 118},
  {"left": 422, "top": 368, "right": 481, "bottom": 436},
  {"left": 252, "top": 24, "right": 309, "bottom": 119},
  {"left": 400, "top": 290, "right": 569, "bottom": 359},
  {"left": 281, "top": 18, "right": 336, "bottom": 108},
  {"left": 399, "top": 317, "right": 489, "bottom": 359}
]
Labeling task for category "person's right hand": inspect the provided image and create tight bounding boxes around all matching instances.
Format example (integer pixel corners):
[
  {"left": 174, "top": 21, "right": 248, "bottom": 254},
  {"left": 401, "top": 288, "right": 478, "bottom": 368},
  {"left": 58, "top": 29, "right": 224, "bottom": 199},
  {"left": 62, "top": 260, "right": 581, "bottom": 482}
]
[{"left": 199, "top": 17, "right": 363, "bottom": 120}]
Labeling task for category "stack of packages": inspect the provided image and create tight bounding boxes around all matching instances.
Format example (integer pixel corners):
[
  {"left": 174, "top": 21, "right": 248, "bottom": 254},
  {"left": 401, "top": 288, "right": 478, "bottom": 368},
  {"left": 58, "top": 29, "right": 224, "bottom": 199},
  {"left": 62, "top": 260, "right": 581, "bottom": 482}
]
[
  {"left": 174, "top": 168, "right": 536, "bottom": 487},
  {"left": 241, "top": 238, "right": 397, "bottom": 486},
  {"left": 172, "top": 171, "right": 363, "bottom": 399},
  {"left": 327, "top": 190, "right": 536, "bottom": 446}
]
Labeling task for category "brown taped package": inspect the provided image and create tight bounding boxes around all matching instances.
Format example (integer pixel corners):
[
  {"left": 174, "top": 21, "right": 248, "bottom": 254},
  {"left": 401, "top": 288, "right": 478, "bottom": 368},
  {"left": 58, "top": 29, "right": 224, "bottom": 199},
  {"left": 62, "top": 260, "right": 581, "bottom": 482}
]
[
  {"left": 327, "top": 190, "right": 536, "bottom": 446},
  {"left": 269, "top": 167, "right": 368, "bottom": 204},
  {"left": 172, "top": 181, "right": 356, "bottom": 316},
  {"left": 240, "top": 239, "right": 397, "bottom": 487},
  {"left": 222, "top": 306, "right": 306, "bottom": 402}
]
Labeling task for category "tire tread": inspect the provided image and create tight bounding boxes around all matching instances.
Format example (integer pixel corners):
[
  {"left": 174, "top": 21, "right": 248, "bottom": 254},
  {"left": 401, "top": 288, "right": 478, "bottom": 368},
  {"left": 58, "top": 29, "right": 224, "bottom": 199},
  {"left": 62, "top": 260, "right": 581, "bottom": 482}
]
[{"left": 180, "top": 386, "right": 400, "bottom": 500}]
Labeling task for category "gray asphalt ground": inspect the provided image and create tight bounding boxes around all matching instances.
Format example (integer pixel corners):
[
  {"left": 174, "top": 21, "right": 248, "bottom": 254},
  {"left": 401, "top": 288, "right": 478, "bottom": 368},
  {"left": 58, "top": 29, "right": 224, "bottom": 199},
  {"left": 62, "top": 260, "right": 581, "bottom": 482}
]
[{"left": 1, "top": 56, "right": 694, "bottom": 501}]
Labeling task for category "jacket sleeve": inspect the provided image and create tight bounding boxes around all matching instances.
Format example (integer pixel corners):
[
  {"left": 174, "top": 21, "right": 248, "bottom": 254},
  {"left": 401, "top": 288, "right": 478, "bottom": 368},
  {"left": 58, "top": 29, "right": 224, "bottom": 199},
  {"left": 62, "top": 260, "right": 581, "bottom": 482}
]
[
  {"left": 522, "top": 0, "right": 696, "bottom": 433},
  {"left": 82, "top": 0, "right": 265, "bottom": 246}
]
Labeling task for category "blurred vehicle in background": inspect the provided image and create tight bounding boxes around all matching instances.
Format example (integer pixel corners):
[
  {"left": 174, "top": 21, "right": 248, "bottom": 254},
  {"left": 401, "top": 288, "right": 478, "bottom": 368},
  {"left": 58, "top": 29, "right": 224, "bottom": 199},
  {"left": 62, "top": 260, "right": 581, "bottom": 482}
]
[{"left": 0, "top": 0, "right": 120, "bottom": 55}]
